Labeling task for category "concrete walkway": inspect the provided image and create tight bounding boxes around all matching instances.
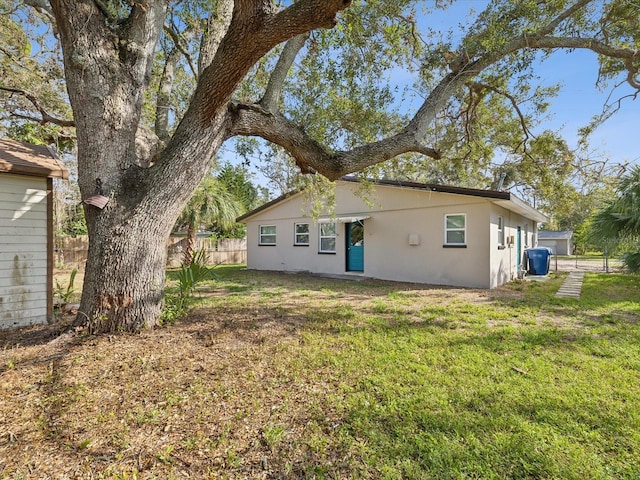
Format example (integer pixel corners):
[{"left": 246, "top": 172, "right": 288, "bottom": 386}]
[{"left": 555, "top": 271, "right": 585, "bottom": 298}]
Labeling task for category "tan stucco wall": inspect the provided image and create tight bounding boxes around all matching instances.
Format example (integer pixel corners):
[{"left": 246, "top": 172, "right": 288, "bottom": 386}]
[
  {"left": 245, "top": 182, "right": 541, "bottom": 288},
  {"left": 488, "top": 206, "right": 539, "bottom": 288}
]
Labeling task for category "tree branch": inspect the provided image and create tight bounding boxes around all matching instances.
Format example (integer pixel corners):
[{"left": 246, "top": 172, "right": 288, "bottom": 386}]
[
  {"left": 0, "top": 86, "right": 75, "bottom": 127},
  {"left": 163, "top": 24, "right": 198, "bottom": 78},
  {"left": 198, "top": 0, "right": 233, "bottom": 74},
  {"left": 193, "top": 0, "right": 351, "bottom": 124},
  {"left": 23, "top": 0, "right": 55, "bottom": 22},
  {"left": 265, "top": 0, "right": 353, "bottom": 36},
  {"left": 405, "top": 1, "right": 635, "bottom": 146},
  {"left": 117, "top": 2, "right": 167, "bottom": 81},
  {"left": 527, "top": 36, "right": 640, "bottom": 63},
  {"left": 92, "top": 0, "right": 118, "bottom": 25},
  {"left": 155, "top": 48, "right": 181, "bottom": 142},
  {"left": 227, "top": 102, "right": 440, "bottom": 179},
  {"left": 534, "top": 0, "right": 593, "bottom": 37},
  {"left": 624, "top": 58, "right": 640, "bottom": 90},
  {"left": 469, "top": 81, "right": 534, "bottom": 143},
  {"left": 259, "top": 33, "right": 309, "bottom": 113}
]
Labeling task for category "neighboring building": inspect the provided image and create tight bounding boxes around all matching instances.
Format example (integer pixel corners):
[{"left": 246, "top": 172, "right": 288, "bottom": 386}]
[
  {"left": 537, "top": 230, "right": 573, "bottom": 255},
  {"left": 238, "top": 178, "right": 548, "bottom": 289},
  {"left": 0, "top": 138, "right": 68, "bottom": 329}
]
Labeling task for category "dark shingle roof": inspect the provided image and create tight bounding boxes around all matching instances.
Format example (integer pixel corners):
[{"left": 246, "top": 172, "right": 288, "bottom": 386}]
[
  {"left": 238, "top": 177, "right": 547, "bottom": 223},
  {"left": 0, "top": 138, "right": 68, "bottom": 179}
]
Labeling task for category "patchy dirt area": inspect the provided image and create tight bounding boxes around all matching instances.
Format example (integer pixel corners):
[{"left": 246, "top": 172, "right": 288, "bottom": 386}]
[
  {"left": 0, "top": 271, "right": 501, "bottom": 478},
  {"left": 1, "top": 268, "right": 631, "bottom": 478}
]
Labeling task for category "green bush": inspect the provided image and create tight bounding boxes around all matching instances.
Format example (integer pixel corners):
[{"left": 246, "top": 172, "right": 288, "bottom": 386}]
[{"left": 177, "top": 249, "right": 216, "bottom": 297}]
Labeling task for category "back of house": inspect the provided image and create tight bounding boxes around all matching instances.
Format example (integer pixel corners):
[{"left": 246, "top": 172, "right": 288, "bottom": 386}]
[{"left": 239, "top": 179, "right": 547, "bottom": 289}]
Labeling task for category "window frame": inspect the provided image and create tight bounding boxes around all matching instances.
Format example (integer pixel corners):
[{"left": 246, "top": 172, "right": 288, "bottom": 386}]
[
  {"left": 258, "top": 224, "right": 277, "bottom": 246},
  {"left": 318, "top": 222, "right": 337, "bottom": 254},
  {"left": 497, "top": 216, "right": 505, "bottom": 247},
  {"left": 294, "top": 222, "right": 310, "bottom": 246},
  {"left": 444, "top": 213, "right": 467, "bottom": 247}
]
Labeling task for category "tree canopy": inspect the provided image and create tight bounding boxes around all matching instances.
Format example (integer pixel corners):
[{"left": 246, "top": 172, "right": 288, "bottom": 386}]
[
  {"left": 1, "top": 0, "right": 638, "bottom": 331},
  {"left": 589, "top": 165, "right": 640, "bottom": 271}
]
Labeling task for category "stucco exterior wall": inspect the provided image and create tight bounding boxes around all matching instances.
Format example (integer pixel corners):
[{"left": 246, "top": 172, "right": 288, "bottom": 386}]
[
  {"left": 0, "top": 174, "right": 50, "bottom": 328},
  {"left": 244, "top": 182, "right": 527, "bottom": 289},
  {"left": 488, "top": 206, "right": 539, "bottom": 288}
]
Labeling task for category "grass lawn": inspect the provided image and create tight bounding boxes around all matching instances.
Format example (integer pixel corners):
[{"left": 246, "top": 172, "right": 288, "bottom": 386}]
[{"left": 1, "top": 267, "right": 639, "bottom": 479}]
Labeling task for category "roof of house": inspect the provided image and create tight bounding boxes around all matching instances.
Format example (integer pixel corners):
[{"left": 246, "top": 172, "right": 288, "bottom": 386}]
[
  {"left": 538, "top": 230, "right": 574, "bottom": 240},
  {"left": 238, "top": 177, "right": 548, "bottom": 223},
  {"left": 0, "top": 138, "right": 69, "bottom": 179}
]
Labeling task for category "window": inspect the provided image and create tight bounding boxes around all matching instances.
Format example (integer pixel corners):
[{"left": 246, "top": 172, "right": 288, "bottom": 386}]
[
  {"left": 444, "top": 214, "right": 466, "bottom": 246},
  {"left": 294, "top": 223, "right": 310, "bottom": 246},
  {"left": 497, "top": 216, "right": 505, "bottom": 246},
  {"left": 319, "top": 223, "right": 337, "bottom": 253},
  {"left": 259, "top": 225, "right": 276, "bottom": 245}
]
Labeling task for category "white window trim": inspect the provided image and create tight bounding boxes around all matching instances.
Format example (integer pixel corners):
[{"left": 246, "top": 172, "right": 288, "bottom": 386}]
[
  {"left": 319, "top": 222, "right": 337, "bottom": 253},
  {"left": 294, "top": 222, "right": 310, "bottom": 246},
  {"left": 497, "top": 216, "right": 505, "bottom": 246},
  {"left": 259, "top": 224, "right": 277, "bottom": 246},
  {"left": 444, "top": 213, "right": 466, "bottom": 246}
]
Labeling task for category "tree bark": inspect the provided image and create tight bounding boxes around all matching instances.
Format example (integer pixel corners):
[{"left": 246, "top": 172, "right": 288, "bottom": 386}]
[
  {"left": 183, "top": 222, "right": 196, "bottom": 267},
  {"left": 79, "top": 207, "right": 176, "bottom": 334},
  {"left": 46, "top": 0, "right": 353, "bottom": 332}
]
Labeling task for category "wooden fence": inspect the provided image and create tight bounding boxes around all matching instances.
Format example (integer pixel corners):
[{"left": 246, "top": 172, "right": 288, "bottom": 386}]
[{"left": 55, "top": 235, "right": 247, "bottom": 269}]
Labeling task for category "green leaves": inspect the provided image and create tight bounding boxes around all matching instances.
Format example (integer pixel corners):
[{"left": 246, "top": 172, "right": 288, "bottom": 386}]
[
  {"left": 177, "top": 249, "right": 215, "bottom": 298},
  {"left": 588, "top": 166, "right": 640, "bottom": 270},
  {"left": 0, "top": 1, "right": 72, "bottom": 140}
]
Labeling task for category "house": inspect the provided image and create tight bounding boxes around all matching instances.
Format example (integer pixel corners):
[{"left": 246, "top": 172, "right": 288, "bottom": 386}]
[
  {"left": 537, "top": 230, "right": 573, "bottom": 255},
  {"left": 238, "top": 178, "right": 548, "bottom": 289},
  {"left": 0, "top": 138, "right": 69, "bottom": 329}
]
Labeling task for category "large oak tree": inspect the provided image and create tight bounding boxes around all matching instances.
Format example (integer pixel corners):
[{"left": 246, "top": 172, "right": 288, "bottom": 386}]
[{"left": 2, "top": 0, "right": 638, "bottom": 332}]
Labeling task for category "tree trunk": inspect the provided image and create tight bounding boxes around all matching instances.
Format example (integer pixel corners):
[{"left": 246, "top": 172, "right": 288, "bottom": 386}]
[
  {"left": 48, "top": 0, "right": 353, "bottom": 333},
  {"left": 183, "top": 222, "right": 196, "bottom": 267},
  {"left": 78, "top": 205, "right": 178, "bottom": 334}
]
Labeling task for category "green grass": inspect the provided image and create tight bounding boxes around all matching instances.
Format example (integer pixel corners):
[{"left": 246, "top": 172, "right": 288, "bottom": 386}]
[
  {"left": 196, "top": 269, "right": 640, "bottom": 478},
  {"left": 8, "top": 267, "right": 638, "bottom": 478}
]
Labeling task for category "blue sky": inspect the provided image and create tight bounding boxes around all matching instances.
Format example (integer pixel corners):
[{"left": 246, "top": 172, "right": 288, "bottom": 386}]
[{"left": 532, "top": 49, "right": 638, "bottom": 165}]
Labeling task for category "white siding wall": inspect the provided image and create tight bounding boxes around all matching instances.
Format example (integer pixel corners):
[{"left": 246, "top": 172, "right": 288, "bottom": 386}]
[{"left": 0, "top": 174, "right": 49, "bottom": 328}]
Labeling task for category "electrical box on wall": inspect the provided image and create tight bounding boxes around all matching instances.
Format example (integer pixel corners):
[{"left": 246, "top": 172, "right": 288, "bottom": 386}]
[
  {"left": 507, "top": 235, "right": 515, "bottom": 246},
  {"left": 408, "top": 233, "right": 421, "bottom": 246}
]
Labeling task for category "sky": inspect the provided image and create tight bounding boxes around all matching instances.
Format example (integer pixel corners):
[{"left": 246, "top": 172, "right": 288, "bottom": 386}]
[{"left": 531, "top": 49, "right": 638, "bottom": 166}]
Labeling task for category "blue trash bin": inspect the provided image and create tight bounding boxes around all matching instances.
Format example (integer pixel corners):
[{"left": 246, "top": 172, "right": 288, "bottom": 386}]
[{"left": 525, "top": 247, "right": 552, "bottom": 275}]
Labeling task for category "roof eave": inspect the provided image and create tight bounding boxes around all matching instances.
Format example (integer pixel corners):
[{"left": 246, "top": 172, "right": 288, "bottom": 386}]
[
  {"left": 0, "top": 138, "right": 69, "bottom": 179},
  {"left": 236, "top": 189, "right": 302, "bottom": 223},
  {"left": 0, "top": 161, "right": 69, "bottom": 179},
  {"left": 493, "top": 196, "right": 548, "bottom": 223}
]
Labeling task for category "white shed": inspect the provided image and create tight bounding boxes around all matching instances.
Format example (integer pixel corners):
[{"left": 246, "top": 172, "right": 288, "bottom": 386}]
[
  {"left": 537, "top": 230, "right": 573, "bottom": 255},
  {"left": 0, "top": 138, "right": 68, "bottom": 329}
]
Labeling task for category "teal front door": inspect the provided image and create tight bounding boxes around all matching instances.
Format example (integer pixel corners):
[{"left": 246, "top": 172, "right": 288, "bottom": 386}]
[
  {"left": 346, "top": 221, "right": 364, "bottom": 272},
  {"left": 516, "top": 226, "right": 522, "bottom": 270}
]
